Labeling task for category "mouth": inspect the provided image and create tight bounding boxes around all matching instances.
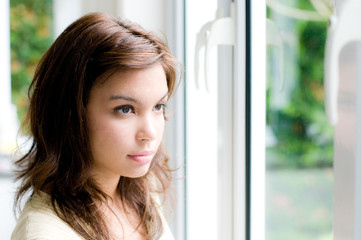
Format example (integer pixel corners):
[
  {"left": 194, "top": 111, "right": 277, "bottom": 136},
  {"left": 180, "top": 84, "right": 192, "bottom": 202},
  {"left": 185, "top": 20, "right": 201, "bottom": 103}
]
[{"left": 127, "top": 151, "right": 154, "bottom": 164}]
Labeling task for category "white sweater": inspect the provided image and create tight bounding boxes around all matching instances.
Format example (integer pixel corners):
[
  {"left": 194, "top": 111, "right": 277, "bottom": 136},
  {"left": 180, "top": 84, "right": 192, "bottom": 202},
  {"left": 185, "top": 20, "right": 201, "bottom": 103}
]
[{"left": 11, "top": 193, "right": 175, "bottom": 240}]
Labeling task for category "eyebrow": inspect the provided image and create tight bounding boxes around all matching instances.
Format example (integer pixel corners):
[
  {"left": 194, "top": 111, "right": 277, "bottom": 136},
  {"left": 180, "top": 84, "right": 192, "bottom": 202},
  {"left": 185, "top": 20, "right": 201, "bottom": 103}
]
[{"left": 109, "top": 92, "right": 169, "bottom": 103}]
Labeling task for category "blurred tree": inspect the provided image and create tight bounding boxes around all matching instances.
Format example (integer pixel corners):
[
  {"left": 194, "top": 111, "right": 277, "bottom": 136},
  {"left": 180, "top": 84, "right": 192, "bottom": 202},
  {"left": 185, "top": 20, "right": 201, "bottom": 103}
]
[
  {"left": 10, "top": 0, "right": 53, "bottom": 124},
  {"left": 266, "top": 1, "right": 333, "bottom": 169}
]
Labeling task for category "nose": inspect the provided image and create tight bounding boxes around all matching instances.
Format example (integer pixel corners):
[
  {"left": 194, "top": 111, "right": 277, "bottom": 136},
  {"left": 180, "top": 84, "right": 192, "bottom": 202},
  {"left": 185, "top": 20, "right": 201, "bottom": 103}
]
[{"left": 136, "top": 114, "right": 157, "bottom": 142}]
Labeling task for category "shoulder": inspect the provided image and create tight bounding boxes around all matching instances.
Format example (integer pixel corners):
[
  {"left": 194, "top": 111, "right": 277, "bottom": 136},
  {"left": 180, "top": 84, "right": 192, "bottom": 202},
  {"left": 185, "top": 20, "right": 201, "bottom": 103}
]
[
  {"left": 152, "top": 195, "right": 175, "bottom": 240},
  {"left": 159, "top": 220, "right": 175, "bottom": 240},
  {"left": 11, "top": 193, "right": 84, "bottom": 240}
]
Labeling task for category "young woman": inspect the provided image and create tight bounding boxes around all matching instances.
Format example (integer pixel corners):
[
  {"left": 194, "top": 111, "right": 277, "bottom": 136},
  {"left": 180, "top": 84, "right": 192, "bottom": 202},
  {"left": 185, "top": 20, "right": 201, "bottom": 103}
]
[{"left": 12, "top": 12, "right": 179, "bottom": 240}]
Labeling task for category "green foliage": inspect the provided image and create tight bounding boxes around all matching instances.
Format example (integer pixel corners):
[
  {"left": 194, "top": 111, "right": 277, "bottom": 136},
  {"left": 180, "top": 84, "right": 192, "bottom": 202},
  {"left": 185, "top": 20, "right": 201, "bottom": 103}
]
[
  {"left": 266, "top": 7, "right": 333, "bottom": 169},
  {"left": 10, "top": 0, "right": 53, "bottom": 123}
]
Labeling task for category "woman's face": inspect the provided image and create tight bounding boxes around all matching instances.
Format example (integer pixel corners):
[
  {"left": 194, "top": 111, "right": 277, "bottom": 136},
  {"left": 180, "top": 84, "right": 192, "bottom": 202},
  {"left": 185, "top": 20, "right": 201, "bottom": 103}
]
[{"left": 86, "top": 64, "right": 168, "bottom": 179}]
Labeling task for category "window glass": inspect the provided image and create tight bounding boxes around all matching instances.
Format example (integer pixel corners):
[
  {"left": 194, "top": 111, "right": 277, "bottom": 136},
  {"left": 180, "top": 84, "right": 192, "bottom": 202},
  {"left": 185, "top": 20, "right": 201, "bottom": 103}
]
[{"left": 266, "top": 1, "right": 333, "bottom": 239}]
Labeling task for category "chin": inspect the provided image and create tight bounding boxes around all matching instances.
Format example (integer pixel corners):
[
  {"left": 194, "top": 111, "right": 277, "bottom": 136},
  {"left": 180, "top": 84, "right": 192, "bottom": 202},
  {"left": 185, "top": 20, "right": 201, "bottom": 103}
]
[{"left": 123, "top": 166, "right": 151, "bottom": 179}]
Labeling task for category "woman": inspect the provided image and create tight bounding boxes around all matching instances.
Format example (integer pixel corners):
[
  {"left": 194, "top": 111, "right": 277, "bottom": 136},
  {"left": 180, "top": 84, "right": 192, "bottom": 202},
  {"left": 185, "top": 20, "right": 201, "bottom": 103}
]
[{"left": 12, "top": 12, "right": 179, "bottom": 240}]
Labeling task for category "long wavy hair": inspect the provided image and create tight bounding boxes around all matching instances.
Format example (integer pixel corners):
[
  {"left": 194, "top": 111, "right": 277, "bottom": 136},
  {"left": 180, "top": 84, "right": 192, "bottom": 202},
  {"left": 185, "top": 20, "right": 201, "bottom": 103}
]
[{"left": 15, "top": 12, "right": 179, "bottom": 240}]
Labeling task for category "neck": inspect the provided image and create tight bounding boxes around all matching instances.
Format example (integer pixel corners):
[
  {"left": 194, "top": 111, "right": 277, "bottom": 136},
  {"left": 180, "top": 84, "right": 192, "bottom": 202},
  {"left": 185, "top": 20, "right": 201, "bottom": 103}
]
[{"left": 92, "top": 172, "right": 121, "bottom": 199}]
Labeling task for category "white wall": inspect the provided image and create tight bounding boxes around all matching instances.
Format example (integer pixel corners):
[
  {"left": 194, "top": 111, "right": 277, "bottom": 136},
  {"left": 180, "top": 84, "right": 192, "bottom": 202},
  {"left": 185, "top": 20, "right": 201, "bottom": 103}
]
[
  {"left": 54, "top": 0, "right": 166, "bottom": 37},
  {"left": 0, "top": 0, "right": 18, "bottom": 158},
  {"left": 0, "top": 1, "right": 18, "bottom": 236}
]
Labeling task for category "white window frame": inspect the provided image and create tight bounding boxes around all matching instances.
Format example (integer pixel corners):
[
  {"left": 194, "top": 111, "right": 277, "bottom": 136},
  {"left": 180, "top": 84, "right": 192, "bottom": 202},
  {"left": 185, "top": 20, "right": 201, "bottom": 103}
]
[
  {"left": 248, "top": 0, "right": 266, "bottom": 239},
  {"left": 185, "top": 0, "right": 258, "bottom": 239},
  {"left": 163, "top": 0, "right": 186, "bottom": 239}
]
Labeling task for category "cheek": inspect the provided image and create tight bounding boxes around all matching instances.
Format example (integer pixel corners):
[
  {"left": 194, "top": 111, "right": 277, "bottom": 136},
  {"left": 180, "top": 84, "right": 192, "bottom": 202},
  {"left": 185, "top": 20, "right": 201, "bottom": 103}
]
[
  {"left": 88, "top": 117, "right": 134, "bottom": 154},
  {"left": 99, "top": 122, "right": 133, "bottom": 145},
  {"left": 157, "top": 117, "right": 166, "bottom": 139}
]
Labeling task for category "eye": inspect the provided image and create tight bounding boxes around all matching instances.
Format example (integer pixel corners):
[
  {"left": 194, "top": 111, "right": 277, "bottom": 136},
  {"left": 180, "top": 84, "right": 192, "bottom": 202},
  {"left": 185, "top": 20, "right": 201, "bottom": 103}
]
[
  {"left": 115, "top": 105, "right": 135, "bottom": 115},
  {"left": 153, "top": 103, "right": 167, "bottom": 112}
]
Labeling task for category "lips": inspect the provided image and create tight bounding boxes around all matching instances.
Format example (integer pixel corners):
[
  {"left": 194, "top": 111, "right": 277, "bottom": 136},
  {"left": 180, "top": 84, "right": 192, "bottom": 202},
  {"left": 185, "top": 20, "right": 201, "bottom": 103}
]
[{"left": 127, "top": 151, "right": 154, "bottom": 164}]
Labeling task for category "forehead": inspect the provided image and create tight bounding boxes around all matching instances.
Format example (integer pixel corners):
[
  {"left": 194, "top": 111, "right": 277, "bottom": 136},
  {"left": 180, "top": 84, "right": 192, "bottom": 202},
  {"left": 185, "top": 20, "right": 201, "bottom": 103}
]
[
  {"left": 94, "top": 64, "right": 166, "bottom": 86},
  {"left": 89, "top": 64, "right": 168, "bottom": 100}
]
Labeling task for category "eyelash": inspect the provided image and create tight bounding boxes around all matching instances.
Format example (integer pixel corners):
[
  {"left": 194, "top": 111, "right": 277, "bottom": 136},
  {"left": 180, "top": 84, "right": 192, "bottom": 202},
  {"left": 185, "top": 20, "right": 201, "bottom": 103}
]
[
  {"left": 114, "top": 105, "right": 135, "bottom": 115},
  {"left": 154, "top": 103, "right": 167, "bottom": 112},
  {"left": 114, "top": 103, "right": 167, "bottom": 115}
]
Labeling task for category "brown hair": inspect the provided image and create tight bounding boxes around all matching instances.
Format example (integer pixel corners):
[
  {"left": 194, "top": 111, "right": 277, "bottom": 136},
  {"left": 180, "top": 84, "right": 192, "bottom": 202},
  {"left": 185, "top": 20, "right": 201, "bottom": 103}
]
[{"left": 15, "top": 12, "right": 179, "bottom": 240}]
